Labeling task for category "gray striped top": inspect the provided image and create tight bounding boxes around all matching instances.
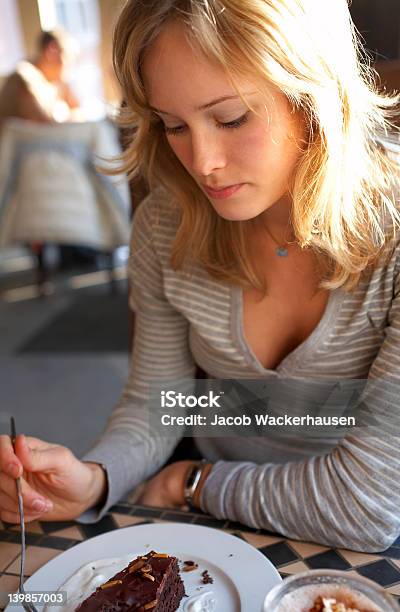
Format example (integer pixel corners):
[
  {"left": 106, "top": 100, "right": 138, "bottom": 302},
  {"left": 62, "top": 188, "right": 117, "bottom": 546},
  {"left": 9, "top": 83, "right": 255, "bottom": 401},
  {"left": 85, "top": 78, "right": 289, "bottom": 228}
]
[{"left": 83, "top": 186, "right": 400, "bottom": 553}]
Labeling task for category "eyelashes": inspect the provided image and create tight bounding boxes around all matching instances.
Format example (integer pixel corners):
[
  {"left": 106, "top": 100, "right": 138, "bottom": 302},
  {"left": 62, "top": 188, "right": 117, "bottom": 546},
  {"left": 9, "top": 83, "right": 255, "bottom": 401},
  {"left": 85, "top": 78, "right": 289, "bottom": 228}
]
[{"left": 162, "top": 112, "right": 250, "bottom": 136}]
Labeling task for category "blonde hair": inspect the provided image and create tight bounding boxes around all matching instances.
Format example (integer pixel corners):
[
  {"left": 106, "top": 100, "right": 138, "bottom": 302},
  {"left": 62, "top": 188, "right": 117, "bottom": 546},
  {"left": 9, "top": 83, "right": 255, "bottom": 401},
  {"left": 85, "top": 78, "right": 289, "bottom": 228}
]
[{"left": 113, "top": 0, "right": 400, "bottom": 290}]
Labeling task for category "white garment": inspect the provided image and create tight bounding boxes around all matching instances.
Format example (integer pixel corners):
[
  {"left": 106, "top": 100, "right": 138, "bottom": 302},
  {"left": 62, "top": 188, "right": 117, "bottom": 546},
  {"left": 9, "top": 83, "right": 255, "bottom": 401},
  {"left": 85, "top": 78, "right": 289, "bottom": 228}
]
[
  {"left": 16, "top": 60, "right": 70, "bottom": 122},
  {"left": 0, "top": 118, "right": 131, "bottom": 250}
]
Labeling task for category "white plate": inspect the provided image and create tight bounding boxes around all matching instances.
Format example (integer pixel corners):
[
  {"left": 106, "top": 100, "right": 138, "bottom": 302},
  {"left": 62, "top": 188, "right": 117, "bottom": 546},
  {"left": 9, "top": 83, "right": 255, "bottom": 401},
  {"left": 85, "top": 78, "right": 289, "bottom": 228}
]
[{"left": 6, "top": 523, "right": 281, "bottom": 612}]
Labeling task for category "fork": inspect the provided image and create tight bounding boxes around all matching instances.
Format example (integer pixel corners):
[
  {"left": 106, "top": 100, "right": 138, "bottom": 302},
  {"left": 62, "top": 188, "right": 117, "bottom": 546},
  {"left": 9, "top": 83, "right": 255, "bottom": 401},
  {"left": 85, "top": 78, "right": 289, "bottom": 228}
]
[{"left": 10, "top": 417, "right": 38, "bottom": 612}]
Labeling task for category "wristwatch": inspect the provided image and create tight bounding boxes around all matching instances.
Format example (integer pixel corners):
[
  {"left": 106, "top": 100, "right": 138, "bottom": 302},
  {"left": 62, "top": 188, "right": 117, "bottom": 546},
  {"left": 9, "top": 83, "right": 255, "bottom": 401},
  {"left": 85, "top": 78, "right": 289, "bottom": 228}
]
[{"left": 184, "top": 459, "right": 209, "bottom": 506}]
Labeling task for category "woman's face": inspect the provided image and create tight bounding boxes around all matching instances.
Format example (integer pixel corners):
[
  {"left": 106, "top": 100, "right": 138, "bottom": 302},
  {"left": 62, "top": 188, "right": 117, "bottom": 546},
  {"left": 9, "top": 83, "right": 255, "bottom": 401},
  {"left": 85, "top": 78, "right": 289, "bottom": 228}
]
[{"left": 142, "top": 20, "right": 305, "bottom": 222}]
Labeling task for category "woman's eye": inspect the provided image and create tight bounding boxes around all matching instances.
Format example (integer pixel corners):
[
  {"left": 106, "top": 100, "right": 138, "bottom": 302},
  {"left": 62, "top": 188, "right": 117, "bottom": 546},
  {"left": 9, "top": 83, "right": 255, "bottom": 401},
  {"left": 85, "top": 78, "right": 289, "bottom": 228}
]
[{"left": 163, "top": 112, "right": 249, "bottom": 136}]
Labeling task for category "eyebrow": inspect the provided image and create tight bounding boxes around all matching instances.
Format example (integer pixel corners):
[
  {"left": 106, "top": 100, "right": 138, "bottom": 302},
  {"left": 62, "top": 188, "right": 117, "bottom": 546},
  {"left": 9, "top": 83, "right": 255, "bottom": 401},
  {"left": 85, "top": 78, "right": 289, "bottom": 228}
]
[{"left": 149, "top": 94, "right": 245, "bottom": 116}]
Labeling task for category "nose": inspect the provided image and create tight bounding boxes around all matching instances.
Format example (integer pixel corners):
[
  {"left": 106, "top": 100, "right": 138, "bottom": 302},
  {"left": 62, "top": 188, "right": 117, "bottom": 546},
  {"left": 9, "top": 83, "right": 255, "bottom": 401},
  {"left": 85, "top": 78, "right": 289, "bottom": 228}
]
[{"left": 190, "top": 130, "right": 227, "bottom": 177}]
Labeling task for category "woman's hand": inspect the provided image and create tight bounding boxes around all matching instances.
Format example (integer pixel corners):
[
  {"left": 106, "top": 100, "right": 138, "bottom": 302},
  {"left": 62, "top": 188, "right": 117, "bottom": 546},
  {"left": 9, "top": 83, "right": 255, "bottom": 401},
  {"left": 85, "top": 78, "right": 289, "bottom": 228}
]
[
  {"left": 138, "top": 461, "right": 194, "bottom": 509},
  {"left": 138, "top": 460, "right": 213, "bottom": 510},
  {"left": 0, "top": 434, "right": 107, "bottom": 523}
]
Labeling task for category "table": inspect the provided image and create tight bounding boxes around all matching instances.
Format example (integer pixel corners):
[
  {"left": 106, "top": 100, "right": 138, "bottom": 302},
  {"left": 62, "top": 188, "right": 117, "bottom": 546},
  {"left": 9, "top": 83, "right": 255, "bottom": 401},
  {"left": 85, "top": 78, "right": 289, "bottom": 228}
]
[{"left": 0, "top": 502, "right": 399, "bottom": 609}]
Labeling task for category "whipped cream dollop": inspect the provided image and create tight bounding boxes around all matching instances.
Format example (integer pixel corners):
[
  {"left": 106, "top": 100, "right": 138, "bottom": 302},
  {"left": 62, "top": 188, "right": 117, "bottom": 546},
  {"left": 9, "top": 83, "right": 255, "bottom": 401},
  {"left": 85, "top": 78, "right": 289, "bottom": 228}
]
[
  {"left": 44, "top": 555, "right": 135, "bottom": 612},
  {"left": 184, "top": 590, "right": 217, "bottom": 612}
]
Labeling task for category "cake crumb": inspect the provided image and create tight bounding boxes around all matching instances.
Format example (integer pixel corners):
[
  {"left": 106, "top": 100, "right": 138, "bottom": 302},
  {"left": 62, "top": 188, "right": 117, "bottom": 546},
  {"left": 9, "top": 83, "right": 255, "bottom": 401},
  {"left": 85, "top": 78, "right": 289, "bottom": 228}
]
[{"left": 201, "top": 570, "right": 213, "bottom": 585}]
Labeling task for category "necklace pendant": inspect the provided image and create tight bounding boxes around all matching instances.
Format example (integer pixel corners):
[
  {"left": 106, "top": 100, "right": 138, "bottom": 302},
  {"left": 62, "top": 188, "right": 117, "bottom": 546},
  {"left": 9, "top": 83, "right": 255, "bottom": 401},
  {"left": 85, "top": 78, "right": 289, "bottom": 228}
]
[{"left": 276, "top": 246, "right": 289, "bottom": 257}]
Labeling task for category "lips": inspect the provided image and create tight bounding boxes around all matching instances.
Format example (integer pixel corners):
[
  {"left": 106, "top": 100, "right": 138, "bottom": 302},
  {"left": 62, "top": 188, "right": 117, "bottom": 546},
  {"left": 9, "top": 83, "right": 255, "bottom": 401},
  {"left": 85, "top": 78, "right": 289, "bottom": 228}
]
[
  {"left": 203, "top": 183, "right": 245, "bottom": 199},
  {"left": 204, "top": 183, "right": 233, "bottom": 190}
]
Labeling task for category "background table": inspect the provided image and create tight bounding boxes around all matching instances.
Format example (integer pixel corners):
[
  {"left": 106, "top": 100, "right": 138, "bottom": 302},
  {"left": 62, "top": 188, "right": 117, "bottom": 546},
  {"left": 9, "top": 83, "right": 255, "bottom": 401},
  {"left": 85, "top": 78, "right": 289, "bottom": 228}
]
[{"left": 0, "top": 502, "right": 399, "bottom": 609}]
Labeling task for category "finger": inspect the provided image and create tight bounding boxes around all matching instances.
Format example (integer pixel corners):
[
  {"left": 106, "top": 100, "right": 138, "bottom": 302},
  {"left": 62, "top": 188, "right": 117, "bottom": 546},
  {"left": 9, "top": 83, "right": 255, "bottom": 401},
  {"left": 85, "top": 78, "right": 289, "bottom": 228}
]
[
  {"left": 0, "top": 489, "right": 51, "bottom": 516},
  {"left": 15, "top": 435, "right": 70, "bottom": 474},
  {"left": 0, "top": 472, "right": 53, "bottom": 513},
  {"left": 19, "top": 435, "right": 59, "bottom": 452},
  {"left": 0, "top": 434, "right": 57, "bottom": 478},
  {"left": 0, "top": 491, "right": 24, "bottom": 514},
  {"left": 0, "top": 435, "right": 22, "bottom": 478},
  {"left": 0, "top": 490, "right": 18, "bottom": 513},
  {"left": 0, "top": 508, "right": 44, "bottom": 524}
]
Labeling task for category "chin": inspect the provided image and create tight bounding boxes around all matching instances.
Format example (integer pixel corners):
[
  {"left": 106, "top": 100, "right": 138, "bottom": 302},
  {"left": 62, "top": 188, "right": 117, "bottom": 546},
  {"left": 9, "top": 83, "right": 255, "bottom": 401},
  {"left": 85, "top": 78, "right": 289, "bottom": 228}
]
[{"left": 212, "top": 201, "right": 265, "bottom": 222}]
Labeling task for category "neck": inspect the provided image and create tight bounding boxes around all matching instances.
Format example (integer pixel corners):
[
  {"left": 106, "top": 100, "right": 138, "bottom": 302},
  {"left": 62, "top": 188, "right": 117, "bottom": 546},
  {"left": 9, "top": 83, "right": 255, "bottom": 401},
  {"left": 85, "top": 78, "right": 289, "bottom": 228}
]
[
  {"left": 33, "top": 58, "right": 55, "bottom": 82},
  {"left": 257, "top": 194, "right": 295, "bottom": 241}
]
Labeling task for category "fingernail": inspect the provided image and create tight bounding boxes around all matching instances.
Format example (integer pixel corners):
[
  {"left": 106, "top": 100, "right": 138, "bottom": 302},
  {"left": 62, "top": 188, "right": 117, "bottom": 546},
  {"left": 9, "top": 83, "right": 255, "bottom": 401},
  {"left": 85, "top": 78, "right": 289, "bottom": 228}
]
[
  {"left": 6, "top": 463, "right": 20, "bottom": 478},
  {"left": 32, "top": 499, "right": 46, "bottom": 512},
  {"left": 44, "top": 500, "right": 53, "bottom": 512}
]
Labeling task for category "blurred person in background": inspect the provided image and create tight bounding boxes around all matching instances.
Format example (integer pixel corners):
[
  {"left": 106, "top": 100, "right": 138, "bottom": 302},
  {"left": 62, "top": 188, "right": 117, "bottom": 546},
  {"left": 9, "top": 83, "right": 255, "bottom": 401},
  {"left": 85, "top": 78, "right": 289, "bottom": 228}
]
[
  {"left": 0, "top": 29, "right": 80, "bottom": 130},
  {"left": 0, "top": 29, "right": 101, "bottom": 272}
]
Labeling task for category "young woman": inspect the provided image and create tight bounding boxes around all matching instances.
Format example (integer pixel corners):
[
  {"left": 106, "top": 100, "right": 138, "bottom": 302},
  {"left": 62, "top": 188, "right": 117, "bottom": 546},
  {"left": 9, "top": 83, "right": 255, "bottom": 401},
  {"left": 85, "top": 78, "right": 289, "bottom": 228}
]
[{"left": 1, "top": 0, "right": 399, "bottom": 553}]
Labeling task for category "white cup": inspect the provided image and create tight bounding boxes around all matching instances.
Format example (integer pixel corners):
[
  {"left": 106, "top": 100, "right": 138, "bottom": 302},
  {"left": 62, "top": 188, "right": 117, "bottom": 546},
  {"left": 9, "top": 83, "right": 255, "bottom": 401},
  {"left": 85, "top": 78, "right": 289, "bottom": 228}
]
[{"left": 262, "top": 569, "right": 400, "bottom": 611}]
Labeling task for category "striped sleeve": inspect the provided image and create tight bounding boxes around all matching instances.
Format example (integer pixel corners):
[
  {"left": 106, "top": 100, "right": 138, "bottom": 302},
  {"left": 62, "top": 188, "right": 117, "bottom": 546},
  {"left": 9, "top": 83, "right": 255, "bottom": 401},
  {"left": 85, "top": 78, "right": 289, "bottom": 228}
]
[
  {"left": 201, "top": 255, "right": 400, "bottom": 552},
  {"left": 81, "top": 193, "right": 196, "bottom": 520}
]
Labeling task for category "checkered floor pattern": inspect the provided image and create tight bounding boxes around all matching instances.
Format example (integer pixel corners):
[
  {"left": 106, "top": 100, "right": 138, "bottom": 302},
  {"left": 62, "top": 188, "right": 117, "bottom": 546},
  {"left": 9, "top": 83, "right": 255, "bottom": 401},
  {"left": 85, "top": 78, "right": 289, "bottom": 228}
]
[{"left": 1, "top": 503, "right": 399, "bottom": 608}]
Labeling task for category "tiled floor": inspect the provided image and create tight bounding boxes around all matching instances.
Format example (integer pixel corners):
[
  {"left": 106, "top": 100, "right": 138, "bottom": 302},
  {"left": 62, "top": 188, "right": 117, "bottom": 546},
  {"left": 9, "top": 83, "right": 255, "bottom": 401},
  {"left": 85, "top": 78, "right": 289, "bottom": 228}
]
[{"left": 0, "top": 255, "right": 129, "bottom": 457}]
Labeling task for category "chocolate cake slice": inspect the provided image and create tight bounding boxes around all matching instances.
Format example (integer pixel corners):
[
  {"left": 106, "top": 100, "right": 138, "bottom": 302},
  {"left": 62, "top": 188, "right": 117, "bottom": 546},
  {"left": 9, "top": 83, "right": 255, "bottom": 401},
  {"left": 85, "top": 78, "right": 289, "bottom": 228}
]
[{"left": 75, "top": 551, "right": 185, "bottom": 612}]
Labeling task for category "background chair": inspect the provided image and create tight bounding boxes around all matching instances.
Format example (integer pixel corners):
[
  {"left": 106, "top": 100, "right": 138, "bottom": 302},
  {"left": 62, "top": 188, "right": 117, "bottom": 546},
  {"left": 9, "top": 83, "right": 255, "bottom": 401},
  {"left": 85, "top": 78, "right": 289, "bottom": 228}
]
[{"left": 0, "top": 118, "right": 131, "bottom": 293}]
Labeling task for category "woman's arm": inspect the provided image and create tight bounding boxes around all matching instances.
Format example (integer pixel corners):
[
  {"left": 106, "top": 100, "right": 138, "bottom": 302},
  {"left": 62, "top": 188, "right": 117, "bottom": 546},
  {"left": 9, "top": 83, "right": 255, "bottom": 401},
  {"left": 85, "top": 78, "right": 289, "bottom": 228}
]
[
  {"left": 200, "top": 260, "right": 400, "bottom": 553},
  {"left": 79, "top": 190, "right": 197, "bottom": 522}
]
